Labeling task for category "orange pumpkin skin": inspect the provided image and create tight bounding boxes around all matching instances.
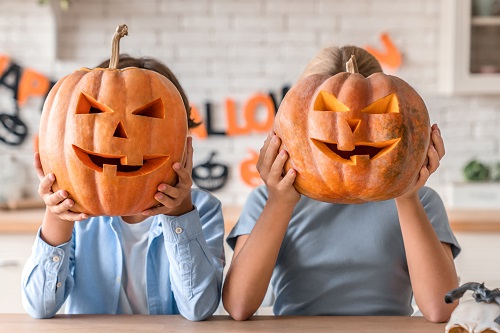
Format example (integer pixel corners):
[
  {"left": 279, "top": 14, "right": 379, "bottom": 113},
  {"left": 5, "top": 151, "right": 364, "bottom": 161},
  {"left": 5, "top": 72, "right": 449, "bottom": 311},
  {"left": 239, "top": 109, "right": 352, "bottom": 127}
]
[
  {"left": 274, "top": 72, "right": 430, "bottom": 204},
  {"left": 39, "top": 67, "right": 188, "bottom": 216}
]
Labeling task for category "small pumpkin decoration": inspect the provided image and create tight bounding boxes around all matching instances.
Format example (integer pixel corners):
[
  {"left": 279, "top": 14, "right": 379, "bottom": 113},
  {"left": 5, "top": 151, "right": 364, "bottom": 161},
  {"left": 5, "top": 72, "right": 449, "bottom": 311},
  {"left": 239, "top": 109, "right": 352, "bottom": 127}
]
[
  {"left": 38, "top": 25, "right": 188, "bottom": 216},
  {"left": 274, "top": 56, "right": 430, "bottom": 204}
]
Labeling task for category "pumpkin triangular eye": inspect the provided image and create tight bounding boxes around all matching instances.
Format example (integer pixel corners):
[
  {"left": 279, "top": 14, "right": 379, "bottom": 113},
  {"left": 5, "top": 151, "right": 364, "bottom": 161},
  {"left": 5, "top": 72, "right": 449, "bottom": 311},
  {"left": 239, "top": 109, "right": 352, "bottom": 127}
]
[
  {"left": 314, "top": 90, "right": 350, "bottom": 112},
  {"left": 76, "top": 92, "right": 113, "bottom": 114},
  {"left": 361, "top": 93, "right": 399, "bottom": 114},
  {"left": 132, "top": 98, "right": 165, "bottom": 119}
]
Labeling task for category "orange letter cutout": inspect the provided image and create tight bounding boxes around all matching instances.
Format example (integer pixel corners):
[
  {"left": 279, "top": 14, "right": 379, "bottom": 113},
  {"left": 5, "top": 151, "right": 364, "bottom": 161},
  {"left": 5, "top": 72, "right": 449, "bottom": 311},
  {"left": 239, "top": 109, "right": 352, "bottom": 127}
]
[
  {"left": 0, "top": 55, "right": 10, "bottom": 77},
  {"left": 226, "top": 98, "right": 250, "bottom": 136},
  {"left": 243, "top": 94, "right": 275, "bottom": 133},
  {"left": 18, "top": 68, "right": 51, "bottom": 106},
  {"left": 240, "top": 149, "right": 263, "bottom": 188},
  {"left": 189, "top": 104, "right": 208, "bottom": 139}
]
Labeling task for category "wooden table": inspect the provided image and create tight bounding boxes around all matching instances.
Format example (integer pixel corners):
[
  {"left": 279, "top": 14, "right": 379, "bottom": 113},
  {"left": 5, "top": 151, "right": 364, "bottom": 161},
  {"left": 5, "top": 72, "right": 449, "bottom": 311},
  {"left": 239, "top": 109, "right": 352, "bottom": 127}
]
[{"left": 0, "top": 315, "right": 446, "bottom": 332}]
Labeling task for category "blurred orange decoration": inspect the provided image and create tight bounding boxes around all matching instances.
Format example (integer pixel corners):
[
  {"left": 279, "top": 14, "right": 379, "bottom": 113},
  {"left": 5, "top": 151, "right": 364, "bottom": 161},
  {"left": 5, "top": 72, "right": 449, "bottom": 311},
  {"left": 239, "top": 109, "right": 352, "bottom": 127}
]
[{"left": 365, "top": 33, "right": 402, "bottom": 71}]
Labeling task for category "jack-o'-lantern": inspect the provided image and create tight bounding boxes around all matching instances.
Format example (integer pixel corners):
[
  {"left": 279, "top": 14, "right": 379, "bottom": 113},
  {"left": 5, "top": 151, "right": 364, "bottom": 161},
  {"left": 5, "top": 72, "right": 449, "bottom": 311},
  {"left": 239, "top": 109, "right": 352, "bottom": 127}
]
[
  {"left": 192, "top": 152, "right": 228, "bottom": 191},
  {"left": 38, "top": 25, "right": 188, "bottom": 216},
  {"left": 274, "top": 56, "right": 430, "bottom": 203}
]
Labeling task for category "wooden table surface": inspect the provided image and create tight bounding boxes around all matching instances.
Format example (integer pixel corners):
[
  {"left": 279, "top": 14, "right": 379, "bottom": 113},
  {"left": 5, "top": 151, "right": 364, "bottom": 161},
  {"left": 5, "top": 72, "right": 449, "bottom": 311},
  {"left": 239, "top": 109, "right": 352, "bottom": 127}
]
[{"left": 0, "top": 314, "right": 446, "bottom": 333}]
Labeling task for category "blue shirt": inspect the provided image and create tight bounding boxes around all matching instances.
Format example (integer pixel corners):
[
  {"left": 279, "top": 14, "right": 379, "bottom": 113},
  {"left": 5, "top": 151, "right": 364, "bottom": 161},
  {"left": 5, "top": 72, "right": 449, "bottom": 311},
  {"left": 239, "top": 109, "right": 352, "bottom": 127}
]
[
  {"left": 227, "top": 186, "right": 460, "bottom": 316},
  {"left": 22, "top": 189, "right": 225, "bottom": 321}
]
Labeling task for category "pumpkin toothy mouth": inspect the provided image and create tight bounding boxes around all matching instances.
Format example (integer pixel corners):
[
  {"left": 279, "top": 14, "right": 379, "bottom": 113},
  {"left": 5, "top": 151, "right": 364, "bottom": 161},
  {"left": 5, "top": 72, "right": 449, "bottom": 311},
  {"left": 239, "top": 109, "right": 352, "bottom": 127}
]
[
  {"left": 312, "top": 138, "right": 400, "bottom": 164},
  {"left": 72, "top": 145, "right": 169, "bottom": 176}
]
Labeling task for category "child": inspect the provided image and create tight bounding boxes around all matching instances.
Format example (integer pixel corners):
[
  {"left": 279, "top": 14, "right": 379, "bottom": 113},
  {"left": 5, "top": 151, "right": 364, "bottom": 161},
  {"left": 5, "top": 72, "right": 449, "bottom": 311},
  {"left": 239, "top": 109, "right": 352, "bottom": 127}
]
[
  {"left": 222, "top": 46, "right": 460, "bottom": 322},
  {"left": 21, "top": 55, "right": 225, "bottom": 321}
]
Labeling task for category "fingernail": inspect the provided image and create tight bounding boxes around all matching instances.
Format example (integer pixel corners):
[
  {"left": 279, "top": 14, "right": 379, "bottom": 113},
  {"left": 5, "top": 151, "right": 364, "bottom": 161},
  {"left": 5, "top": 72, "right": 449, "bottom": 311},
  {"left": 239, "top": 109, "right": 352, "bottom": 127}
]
[
  {"left": 158, "top": 184, "right": 166, "bottom": 191},
  {"left": 272, "top": 136, "right": 278, "bottom": 143},
  {"left": 173, "top": 163, "right": 181, "bottom": 170},
  {"left": 156, "top": 193, "right": 164, "bottom": 200},
  {"left": 279, "top": 150, "right": 286, "bottom": 156},
  {"left": 49, "top": 173, "right": 55, "bottom": 181}
]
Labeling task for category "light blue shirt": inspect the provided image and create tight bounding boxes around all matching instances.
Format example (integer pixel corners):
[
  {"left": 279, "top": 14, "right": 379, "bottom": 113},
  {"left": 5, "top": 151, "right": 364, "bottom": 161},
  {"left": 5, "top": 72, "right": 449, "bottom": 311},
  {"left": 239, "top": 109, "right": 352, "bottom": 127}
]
[
  {"left": 22, "top": 189, "right": 225, "bottom": 321},
  {"left": 227, "top": 186, "right": 460, "bottom": 316}
]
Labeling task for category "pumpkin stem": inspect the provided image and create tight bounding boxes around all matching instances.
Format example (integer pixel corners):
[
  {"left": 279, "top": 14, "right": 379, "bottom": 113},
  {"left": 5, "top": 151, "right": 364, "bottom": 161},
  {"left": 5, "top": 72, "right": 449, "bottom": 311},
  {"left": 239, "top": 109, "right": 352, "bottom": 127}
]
[
  {"left": 346, "top": 55, "right": 359, "bottom": 74},
  {"left": 109, "top": 24, "right": 129, "bottom": 70}
]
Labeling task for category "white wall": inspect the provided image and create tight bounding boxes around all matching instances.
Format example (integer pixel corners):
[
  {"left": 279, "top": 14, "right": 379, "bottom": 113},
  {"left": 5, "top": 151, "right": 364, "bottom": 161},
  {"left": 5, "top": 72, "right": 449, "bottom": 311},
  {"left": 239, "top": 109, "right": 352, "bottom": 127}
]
[{"left": 1, "top": 0, "right": 499, "bottom": 207}]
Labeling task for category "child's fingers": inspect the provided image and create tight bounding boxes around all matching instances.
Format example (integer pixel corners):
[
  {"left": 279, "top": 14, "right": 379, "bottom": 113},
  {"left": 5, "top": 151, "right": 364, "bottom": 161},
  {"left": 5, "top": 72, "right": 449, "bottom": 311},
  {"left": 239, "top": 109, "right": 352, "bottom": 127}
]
[
  {"left": 281, "top": 168, "right": 296, "bottom": 187},
  {"left": 58, "top": 211, "right": 88, "bottom": 222},
  {"left": 50, "top": 198, "right": 75, "bottom": 215},
  {"left": 269, "top": 149, "right": 288, "bottom": 181},
  {"left": 414, "top": 165, "right": 430, "bottom": 189},
  {"left": 257, "top": 133, "right": 276, "bottom": 172},
  {"left": 184, "top": 136, "right": 194, "bottom": 172},
  {"left": 257, "top": 133, "right": 272, "bottom": 166},
  {"left": 45, "top": 190, "right": 69, "bottom": 207},
  {"left": 142, "top": 196, "right": 176, "bottom": 216},
  {"left": 431, "top": 125, "right": 445, "bottom": 159},
  {"left": 427, "top": 145, "right": 440, "bottom": 175},
  {"left": 33, "top": 153, "right": 46, "bottom": 181},
  {"left": 38, "top": 173, "right": 56, "bottom": 196},
  {"left": 171, "top": 163, "right": 193, "bottom": 189}
]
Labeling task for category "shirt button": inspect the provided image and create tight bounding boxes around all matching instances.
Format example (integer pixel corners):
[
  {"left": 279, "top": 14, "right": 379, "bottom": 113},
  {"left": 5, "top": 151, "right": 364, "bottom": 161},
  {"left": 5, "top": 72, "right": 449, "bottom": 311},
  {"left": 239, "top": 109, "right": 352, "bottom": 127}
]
[
  {"left": 56, "top": 282, "right": 62, "bottom": 288},
  {"left": 175, "top": 227, "right": 183, "bottom": 234},
  {"left": 52, "top": 256, "right": 60, "bottom": 262}
]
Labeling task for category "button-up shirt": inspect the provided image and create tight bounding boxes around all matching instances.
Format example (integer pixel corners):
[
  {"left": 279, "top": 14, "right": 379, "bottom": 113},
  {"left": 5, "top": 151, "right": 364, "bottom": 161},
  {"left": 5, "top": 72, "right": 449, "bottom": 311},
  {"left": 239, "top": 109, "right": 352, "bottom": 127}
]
[{"left": 22, "top": 189, "right": 225, "bottom": 321}]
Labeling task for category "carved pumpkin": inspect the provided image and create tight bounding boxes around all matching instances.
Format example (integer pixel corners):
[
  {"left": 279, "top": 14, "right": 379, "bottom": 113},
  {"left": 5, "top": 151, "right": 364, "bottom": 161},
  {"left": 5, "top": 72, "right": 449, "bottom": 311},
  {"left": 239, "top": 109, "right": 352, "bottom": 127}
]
[
  {"left": 274, "top": 56, "right": 430, "bottom": 204},
  {"left": 38, "top": 25, "right": 188, "bottom": 216}
]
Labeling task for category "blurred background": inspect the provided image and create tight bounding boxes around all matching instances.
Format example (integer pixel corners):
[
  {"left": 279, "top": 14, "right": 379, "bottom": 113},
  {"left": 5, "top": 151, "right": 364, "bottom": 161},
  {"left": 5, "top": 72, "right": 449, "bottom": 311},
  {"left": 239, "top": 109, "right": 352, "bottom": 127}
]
[{"left": 0, "top": 0, "right": 499, "bottom": 314}]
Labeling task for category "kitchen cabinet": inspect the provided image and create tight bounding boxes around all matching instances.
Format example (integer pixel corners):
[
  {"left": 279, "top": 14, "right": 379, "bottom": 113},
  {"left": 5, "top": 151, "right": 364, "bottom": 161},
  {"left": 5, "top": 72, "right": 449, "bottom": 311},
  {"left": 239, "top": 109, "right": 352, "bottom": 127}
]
[
  {"left": 0, "top": 234, "right": 36, "bottom": 313},
  {"left": 439, "top": 0, "right": 500, "bottom": 94},
  {"left": 454, "top": 232, "right": 500, "bottom": 288}
]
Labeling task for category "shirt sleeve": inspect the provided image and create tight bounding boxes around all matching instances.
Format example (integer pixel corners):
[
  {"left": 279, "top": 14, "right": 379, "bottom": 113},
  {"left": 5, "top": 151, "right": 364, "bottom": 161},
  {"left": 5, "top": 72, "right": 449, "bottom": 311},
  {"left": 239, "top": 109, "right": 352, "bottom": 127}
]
[
  {"left": 226, "top": 185, "right": 268, "bottom": 250},
  {"left": 420, "top": 186, "right": 461, "bottom": 258},
  {"left": 21, "top": 228, "right": 75, "bottom": 318},
  {"left": 161, "top": 189, "right": 225, "bottom": 321}
]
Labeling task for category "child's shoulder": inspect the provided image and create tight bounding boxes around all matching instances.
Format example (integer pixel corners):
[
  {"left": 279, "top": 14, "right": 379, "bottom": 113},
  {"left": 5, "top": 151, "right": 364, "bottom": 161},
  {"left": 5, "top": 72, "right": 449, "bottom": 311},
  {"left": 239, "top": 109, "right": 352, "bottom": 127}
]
[
  {"left": 192, "top": 187, "right": 222, "bottom": 206},
  {"left": 418, "top": 186, "right": 442, "bottom": 201}
]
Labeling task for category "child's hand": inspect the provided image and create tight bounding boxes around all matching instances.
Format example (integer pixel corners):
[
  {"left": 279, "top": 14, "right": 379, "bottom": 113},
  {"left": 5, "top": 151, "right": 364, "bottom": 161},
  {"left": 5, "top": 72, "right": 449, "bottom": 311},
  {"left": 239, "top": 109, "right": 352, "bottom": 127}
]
[
  {"left": 142, "top": 137, "right": 194, "bottom": 217},
  {"left": 34, "top": 152, "right": 87, "bottom": 222},
  {"left": 399, "top": 124, "right": 445, "bottom": 200},
  {"left": 257, "top": 133, "right": 300, "bottom": 205}
]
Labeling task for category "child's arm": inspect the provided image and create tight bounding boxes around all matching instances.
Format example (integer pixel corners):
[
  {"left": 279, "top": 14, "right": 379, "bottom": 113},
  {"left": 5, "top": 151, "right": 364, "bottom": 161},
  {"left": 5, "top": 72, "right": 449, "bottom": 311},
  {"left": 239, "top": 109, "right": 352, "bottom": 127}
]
[
  {"left": 22, "top": 153, "right": 86, "bottom": 318},
  {"left": 160, "top": 195, "right": 225, "bottom": 321},
  {"left": 395, "top": 124, "right": 459, "bottom": 323},
  {"left": 144, "top": 137, "right": 225, "bottom": 321},
  {"left": 222, "top": 134, "right": 300, "bottom": 321}
]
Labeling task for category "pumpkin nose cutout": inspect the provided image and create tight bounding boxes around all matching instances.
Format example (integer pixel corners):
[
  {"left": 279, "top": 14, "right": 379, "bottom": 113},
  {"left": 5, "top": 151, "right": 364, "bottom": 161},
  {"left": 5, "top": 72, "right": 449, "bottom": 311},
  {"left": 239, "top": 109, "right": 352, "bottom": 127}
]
[
  {"left": 113, "top": 121, "right": 128, "bottom": 139},
  {"left": 346, "top": 119, "right": 360, "bottom": 133}
]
